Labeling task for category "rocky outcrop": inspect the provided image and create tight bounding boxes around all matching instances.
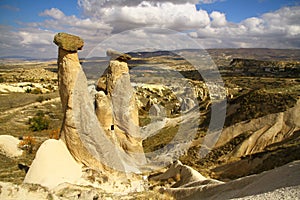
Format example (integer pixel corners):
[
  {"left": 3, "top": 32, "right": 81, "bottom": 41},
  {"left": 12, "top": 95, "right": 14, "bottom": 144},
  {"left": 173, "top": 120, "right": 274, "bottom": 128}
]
[
  {"left": 53, "top": 32, "right": 109, "bottom": 172},
  {"left": 24, "top": 33, "right": 146, "bottom": 191},
  {"left": 106, "top": 49, "right": 132, "bottom": 62},
  {"left": 55, "top": 33, "right": 146, "bottom": 173},
  {"left": 24, "top": 139, "right": 83, "bottom": 189},
  {"left": 94, "top": 55, "right": 145, "bottom": 167},
  {"left": 5, "top": 161, "right": 300, "bottom": 200},
  {"left": 53, "top": 32, "right": 84, "bottom": 52},
  {"left": 150, "top": 161, "right": 212, "bottom": 188},
  {"left": 0, "top": 135, "right": 23, "bottom": 158},
  {"left": 162, "top": 160, "right": 300, "bottom": 200},
  {"left": 216, "top": 99, "right": 300, "bottom": 157}
]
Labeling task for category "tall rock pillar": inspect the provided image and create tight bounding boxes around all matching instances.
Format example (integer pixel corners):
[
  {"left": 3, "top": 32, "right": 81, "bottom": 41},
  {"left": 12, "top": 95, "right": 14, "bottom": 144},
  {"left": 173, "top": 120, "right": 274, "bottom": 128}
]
[
  {"left": 54, "top": 33, "right": 109, "bottom": 172},
  {"left": 54, "top": 33, "right": 146, "bottom": 174}
]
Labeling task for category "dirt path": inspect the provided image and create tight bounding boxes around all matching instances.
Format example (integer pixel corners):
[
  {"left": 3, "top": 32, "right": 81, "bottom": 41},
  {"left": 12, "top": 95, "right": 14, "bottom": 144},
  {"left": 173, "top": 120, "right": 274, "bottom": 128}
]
[{"left": 1, "top": 97, "right": 60, "bottom": 119}]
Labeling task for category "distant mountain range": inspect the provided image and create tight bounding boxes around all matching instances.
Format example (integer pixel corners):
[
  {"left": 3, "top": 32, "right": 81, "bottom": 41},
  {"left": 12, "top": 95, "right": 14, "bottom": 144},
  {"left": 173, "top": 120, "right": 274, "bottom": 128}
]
[
  {"left": 0, "top": 55, "right": 56, "bottom": 61},
  {"left": 1, "top": 48, "right": 300, "bottom": 61}
]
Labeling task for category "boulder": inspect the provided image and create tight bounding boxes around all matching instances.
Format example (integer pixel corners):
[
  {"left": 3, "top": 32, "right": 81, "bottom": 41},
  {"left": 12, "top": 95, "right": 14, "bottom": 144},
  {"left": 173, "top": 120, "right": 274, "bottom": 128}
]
[
  {"left": 106, "top": 49, "right": 132, "bottom": 62},
  {"left": 0, "top": 135, "right": 23, "bottom": 158},
  {"left": 53, "top": 32, "right": 84, "bottom": 52},
  {"left": 150, "top": 160, "right": 208, "bottom": 188},
  {"left": 24, "top": 139, "right": 83, "bottom": 189}
]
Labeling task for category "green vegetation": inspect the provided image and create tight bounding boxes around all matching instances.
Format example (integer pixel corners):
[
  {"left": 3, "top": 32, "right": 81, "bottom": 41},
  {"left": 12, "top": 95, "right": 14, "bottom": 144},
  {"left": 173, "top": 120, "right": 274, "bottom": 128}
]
[
  {"left": 143, "top": 126, "right": 179, "bottom": 153},
  {"left": 36, "top": 96, "right": 45, "bottom": 103},
  {"left": 225, "top": 89, "right": 297, "bottom": 126},
  {"left": 28, "top": 110, "right": 50, "bottom": 131}
]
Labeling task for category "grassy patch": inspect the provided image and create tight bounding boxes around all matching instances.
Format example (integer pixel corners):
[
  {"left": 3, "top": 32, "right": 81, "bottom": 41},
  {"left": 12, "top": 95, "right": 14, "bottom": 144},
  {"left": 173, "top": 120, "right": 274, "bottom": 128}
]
[{"left": 143, "top": 126, "right": 179, "bottom": 153}]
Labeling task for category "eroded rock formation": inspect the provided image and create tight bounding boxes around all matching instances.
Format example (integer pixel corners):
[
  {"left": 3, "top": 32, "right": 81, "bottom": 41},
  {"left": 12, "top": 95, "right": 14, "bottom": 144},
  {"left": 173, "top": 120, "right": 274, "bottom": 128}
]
[
  {"left": 25, "top": 32, "right": 146, "bottom": 191},
  {"left": 55, "top": 32, "right": 146, "bottom": 173},
  {"left": 95, "top": 59, "right": 144, "bottom": 158}
]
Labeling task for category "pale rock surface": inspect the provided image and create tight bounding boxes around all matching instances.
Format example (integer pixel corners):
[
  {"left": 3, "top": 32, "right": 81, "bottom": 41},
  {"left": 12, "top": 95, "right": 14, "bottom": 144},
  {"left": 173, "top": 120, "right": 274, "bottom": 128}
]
[
  {"left": 94, "top": 58, "right": 146, "bottom": 169},
  {"left": 216, "top": 99, "right": 300, "bottom": 157},
  {"left": 56, "top": 44, "right": 108, "bottom": 172},
  {"left": 55, "top": 32, "right": 146, "bottom": 172},
  {"left": 24, "top": 139, "right": 83, "bottom": 189},
  {"left": 0, "top": 82, "right": 57, "bottom": 93},
  {"left": 106, "top": 49, "right": 132, "bottom": 62},
  {"left": 27, "top": 32, "right": 148, "bottom": 191},
  {"left": 177, "top": 160, "right": 300, "bottom": 200},
  {"left": 180, "top": 97, "right": 196, "bottom": 112},
  {"left": 0, "top": 135, "right": 23, "bottom": 157},
  {"left": 150, "top": 161, "right": 210, "bottom": 188},
  {"left": 0, "top": 182, "right": 54, "bottom": 200}
]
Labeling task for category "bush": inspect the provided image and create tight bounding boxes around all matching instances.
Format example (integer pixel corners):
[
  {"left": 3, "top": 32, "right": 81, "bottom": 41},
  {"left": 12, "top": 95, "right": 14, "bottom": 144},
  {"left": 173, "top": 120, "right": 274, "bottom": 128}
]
[
  {"left": 49, "top": 129, "right": 60, "bottom": 139},
  {"left": 36, "top": 96, "right": 44, "bottom": 103},
  {"left": 31, "top": 88, "right": 42, "bottom": 94},
  {"left": 28, "top": 111, "right": 49, "bottom": 131},
  {"left": 18, "top": 135, "right": 36, "bottom": 154},
  {"left": 25, "top": 88, "right": 32, "bottom": 93}
]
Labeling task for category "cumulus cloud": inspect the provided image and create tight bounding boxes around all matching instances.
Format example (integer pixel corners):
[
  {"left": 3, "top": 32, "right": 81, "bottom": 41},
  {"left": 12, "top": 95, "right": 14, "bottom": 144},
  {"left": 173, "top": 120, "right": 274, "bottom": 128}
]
[
  {"left": 37, "top": 8, "right": 113, "bottom": 54},
  {"left": 0, "top": 2, "right": 299, "bottom": 59},
  {"left": 0, "top": 25, "right": 56, "bottom": 58},
  {"left": 194, "top": 6, "right": 300, "bottom": 48},
  {"left": 40, "top": 8, "right": 112, "bottom": 31},
  {"left": 210, "top": 11, "right": 227, "bottom": 27},
  {"left": 99, "top": 2, "right": 210, "bottom": 32},
  {"left": 78, "top": 0, "right": 200, "bottom": 10}
]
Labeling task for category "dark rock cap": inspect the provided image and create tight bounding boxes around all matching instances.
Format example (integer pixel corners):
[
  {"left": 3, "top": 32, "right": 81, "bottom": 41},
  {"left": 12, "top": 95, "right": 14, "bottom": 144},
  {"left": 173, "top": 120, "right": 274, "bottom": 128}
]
[
  {"left": 53, "top": 32, "right": 84, "bottom": 52},
  {"left": 106, "top": 49, "right": 132, "bottom": 62}
]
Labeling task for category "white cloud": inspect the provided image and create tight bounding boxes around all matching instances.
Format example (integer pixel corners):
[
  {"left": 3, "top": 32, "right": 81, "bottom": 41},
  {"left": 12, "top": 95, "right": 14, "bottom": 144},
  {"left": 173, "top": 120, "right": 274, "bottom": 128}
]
[
  {"left": 194, "top": 6, "right": 300, "bottom": 48},
  {"left": 19, "top": 31, "right": 51, "bottom": 46},
  {"left": 210, "top": 11, "right": 227, "bottom": 27},
  {"left": 0, "top": 3, "right": 299, "bottom": 59},
  {"left": 0, "top": 26, "right": 57, "bottom": 58},
  {"left": 78, "top": 0, "right": 200, "bottom": 10},
  {"left": 99, "top": 3, "right": 210, "bottom": 32},
  {"left": 40, "top": 8, "right": 112, "bottom": 31},
  {"left": 40, "top": 8, "right": 65, "bottom": 20}
]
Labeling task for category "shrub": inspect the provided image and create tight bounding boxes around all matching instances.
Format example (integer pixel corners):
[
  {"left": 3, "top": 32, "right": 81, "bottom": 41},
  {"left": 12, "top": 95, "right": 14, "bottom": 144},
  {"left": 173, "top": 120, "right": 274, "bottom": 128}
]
[
  {"left": 31, "top": 88, "right": 42, "bottom": 94},
  {"left": 36, "top": 96, "right": 44, "bottom": 103},
  {"left": 28, "top": 111, "right": 49, "bottom": 131},
  {"left": 18, "top": 135, "right": 36, "bottom": 154},
  {"left": 49, "top": 129, "right": 60, "bottom": 139},
  {"left": 25, "top": 88, "right": 32, "bottom": 93}
]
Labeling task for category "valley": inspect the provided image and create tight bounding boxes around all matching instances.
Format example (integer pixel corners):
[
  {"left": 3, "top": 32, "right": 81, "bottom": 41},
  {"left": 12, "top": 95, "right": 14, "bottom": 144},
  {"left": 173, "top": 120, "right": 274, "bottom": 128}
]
[{"left": 0, "top": 48, "right": 299, "bottom": 199}]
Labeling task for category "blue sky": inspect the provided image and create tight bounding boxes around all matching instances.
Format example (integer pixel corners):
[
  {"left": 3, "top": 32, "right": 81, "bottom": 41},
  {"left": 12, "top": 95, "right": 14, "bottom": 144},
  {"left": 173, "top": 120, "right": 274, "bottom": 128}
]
[
  {"left": 0, "top": 0, "right": 299, "bottom": 58},
  {"left": 198, "top": 0, "right": 299, "bottom": 22},
  {"left": 0, "top": 0, "right": 79, "bottom": 26},
  {"left": 1, "top": 0, "right": 298, "bottom": 26}
]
